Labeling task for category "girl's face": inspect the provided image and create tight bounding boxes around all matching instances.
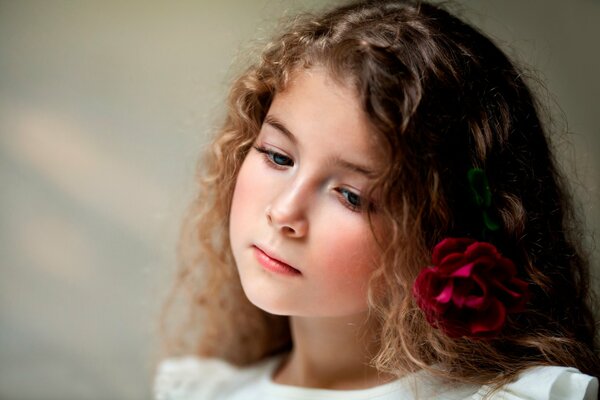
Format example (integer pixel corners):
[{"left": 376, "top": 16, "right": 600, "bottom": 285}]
[{"left": 229, "top": 68, "right": 384, "bottom": 318}]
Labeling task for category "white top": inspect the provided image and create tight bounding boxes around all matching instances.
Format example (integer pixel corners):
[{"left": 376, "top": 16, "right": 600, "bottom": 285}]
[{"left": 153, "top": 354, "right": 598, "bottom": 400}]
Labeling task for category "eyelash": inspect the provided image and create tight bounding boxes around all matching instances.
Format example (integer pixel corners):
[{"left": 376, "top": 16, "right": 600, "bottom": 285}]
[
  {"left": 253, "top": 145, "right": 293, "bottom": 170},
  {"left": 336, "top": 188, "right": 362, "bottom": 212},
  {"left": 252, "top": 145, "right": 364, "bottom": 212}
]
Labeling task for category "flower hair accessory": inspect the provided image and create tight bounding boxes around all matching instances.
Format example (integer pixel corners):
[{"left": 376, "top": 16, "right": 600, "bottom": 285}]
[
  {"left": 413, "top": 169, "right": 529, "bottom": 339},
  {"left": 413, "top": 238, "right": 529, "bottom": 338}
]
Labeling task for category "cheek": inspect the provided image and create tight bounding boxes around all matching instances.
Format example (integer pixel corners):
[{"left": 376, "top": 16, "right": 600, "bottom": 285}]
[{"left": 312, "top": 219, "right": 379, "bottom": 306}]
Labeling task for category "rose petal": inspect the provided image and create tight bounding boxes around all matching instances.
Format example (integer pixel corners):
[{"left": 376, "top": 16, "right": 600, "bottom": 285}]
[
  {"left": 413, "top": 273, "right": 432, "bottom": 307},
  {"left": 469, "top": 299, "right": 506, "bottom": 335},
  {"left": 449, "top": 262, "right": 476, "bottom": 279},
  {"left": 432, "top": 238, "right": 474, "bottom": 265},
  {"left": 438, "top": 253, "right": 467, "bottom": 272},
  {"left": 463, "top": 275, "right": 489, "bottom": 309},
  {"left": 435, "top": 280, "right": 454, "bottom": 304},
  {"left": 451, "top": 277, "right": 485, "bottom": 309},
  {"left": 494, "top": 278, "right": 529, "bottom": 312},
  {"left": 464, "top": 294, "right": 487, "bottom": 309},
  {"left": 464, "top": 242, "right": 500, "bottom": 263}
]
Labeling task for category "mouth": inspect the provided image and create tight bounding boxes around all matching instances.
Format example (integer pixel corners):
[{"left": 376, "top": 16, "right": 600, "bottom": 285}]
[{"left": 252, "top": 245, "right": 301, "bottom": 276}]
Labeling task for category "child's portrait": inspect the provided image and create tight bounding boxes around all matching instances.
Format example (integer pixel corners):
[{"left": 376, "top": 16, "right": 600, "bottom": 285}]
[
  {"left": 1, "top": 1, "right": 598, "bottom": 399},
  {"left": 154, "top": 1, "right": 600, "bottom": 399}
]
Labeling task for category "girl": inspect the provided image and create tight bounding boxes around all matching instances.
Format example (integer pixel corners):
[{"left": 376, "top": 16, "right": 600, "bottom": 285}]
[{"left": 154, "top": 0, "right": 599, "bottom": 398}]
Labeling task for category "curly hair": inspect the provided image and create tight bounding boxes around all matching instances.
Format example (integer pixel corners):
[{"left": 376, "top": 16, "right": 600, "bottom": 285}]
[{"left": 158, "top": 0, "right": 600, "bottom": 388}]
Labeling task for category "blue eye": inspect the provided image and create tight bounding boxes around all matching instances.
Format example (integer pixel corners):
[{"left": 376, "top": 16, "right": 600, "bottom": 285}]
[
  {"left": 272, "top": 152, "right": 292, "bottom": 166},
  {"left": 337, "top": 188, "right": 362, "bottom": 211},
  {"left": 253, "top": 145, "right": 293, "bottom": 168}
]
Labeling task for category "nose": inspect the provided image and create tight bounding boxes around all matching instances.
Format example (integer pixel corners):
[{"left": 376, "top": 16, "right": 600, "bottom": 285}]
[{"left": 266, "top": 185, "right": 309, "bottom": 238}]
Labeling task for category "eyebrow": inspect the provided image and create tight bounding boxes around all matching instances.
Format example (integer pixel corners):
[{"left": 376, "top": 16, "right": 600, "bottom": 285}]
[{"left": 263, "top": 115, "right": 376, "bottom": 178}]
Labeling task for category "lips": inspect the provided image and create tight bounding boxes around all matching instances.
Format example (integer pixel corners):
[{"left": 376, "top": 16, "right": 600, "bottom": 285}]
[{"left": 252, "top": 245, "right": 301, "bottom": 275}]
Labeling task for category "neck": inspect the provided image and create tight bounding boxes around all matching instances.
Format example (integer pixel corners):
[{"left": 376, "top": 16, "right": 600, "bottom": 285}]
[{"left": 272, "top": 312, "right": 396, "bottom": 390}]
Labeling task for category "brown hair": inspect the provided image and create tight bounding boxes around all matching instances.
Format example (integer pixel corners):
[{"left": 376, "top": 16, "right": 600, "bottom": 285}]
[{"left": 158, "top": 0, "right": 600, "bottom": 389}]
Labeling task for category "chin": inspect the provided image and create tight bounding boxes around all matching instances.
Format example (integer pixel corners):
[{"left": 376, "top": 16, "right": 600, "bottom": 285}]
[{"left": 242, "top": 287, "right": 294, "bottom": 316}]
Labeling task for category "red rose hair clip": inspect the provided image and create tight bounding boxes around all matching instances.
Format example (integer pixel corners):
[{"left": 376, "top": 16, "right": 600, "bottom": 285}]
[
  {"left": 413, "top": 238, "right": 529, "bottom": 338},
  {"left": 413, "top": 169, "right": 529, "bottom": 339}
]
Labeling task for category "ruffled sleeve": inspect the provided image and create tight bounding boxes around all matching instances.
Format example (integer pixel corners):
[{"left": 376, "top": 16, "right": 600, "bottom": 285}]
[
  {"left": 153, "top": 356, "right": 239, "bottom": 400},
  {"left": 474, "top": 366, "right": 598, "bottom": 400}
]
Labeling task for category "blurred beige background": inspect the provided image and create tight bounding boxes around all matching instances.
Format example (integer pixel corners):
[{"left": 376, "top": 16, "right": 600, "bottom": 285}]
[{"left": 1, "top": 1, "right": 598, "bottom": 399}]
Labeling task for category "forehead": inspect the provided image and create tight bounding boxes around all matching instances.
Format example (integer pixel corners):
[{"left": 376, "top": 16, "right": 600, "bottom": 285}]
[{"left": 267, "top": 68, "right": 384, "bottom": 166}]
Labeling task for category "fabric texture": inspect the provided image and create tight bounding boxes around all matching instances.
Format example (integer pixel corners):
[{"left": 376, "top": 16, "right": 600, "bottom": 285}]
[{"left": 153, "top": 354, "right": 598, "bottom": 400}]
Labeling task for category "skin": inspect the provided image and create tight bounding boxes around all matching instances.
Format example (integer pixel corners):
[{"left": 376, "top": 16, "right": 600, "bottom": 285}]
[{"left": 229, "top": 67, "right": 395, "bottom": 389}]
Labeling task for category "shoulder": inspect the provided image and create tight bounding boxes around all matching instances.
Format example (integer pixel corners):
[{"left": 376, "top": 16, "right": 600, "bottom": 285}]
[
  {"left": 153, "top": 355, "right": 277, "bottom": 400},
  {"left": 474, "top": 366, "right": 598, "bottom": 400}
]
